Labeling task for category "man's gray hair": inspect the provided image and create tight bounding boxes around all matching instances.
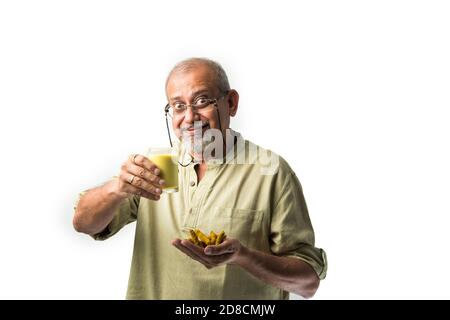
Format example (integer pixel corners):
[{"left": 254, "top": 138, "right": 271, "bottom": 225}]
[{"left": 166, "top": 57, "right": 231, "bottom": 94}]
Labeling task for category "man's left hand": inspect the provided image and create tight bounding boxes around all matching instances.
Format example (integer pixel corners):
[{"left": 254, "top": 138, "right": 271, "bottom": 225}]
[{"left": 172, "top": 237, "right": 245, "bottom": 269}]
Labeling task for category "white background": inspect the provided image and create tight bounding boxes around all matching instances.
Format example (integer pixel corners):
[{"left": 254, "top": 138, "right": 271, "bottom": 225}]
[{"left": 1, "top": 0, "right": 449, "bottom": 299}]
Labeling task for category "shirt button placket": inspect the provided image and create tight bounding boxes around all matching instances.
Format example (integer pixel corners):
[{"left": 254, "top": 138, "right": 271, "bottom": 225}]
[{"left": 185, "top": 208, "right": 195, "bottom": 228}]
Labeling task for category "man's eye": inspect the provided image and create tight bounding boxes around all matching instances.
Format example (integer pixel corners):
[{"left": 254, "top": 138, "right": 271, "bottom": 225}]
[
  {"left": 173, "top": 103, "right": 185, "bottom": 110},
  {"left": 195, "top": 98, "right": 209, "bottom": 106}
]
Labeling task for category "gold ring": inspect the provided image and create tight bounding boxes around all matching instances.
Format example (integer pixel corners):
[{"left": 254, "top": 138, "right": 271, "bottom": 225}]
[{"left": 128, "top": 175, "right": 135, "bottom": 185}]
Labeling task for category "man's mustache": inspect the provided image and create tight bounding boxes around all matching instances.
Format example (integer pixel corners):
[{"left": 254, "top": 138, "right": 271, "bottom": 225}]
[{"left": 180, "top": 121, "right": 209, "bottom": 133}]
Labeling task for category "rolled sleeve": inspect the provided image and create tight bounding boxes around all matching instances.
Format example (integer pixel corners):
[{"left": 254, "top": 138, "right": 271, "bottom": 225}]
[
  {"left": 270, "top": 172, "right": 327, "bottom": 280},
  {"left": 91, "top": 195, "right": 139, "bottom": 241},
  {"left": 74, "top": 181, "right": 140, "bottom": 241}
]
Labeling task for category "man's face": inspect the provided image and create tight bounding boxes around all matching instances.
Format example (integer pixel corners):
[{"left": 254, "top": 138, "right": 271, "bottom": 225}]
[{"left": 166, "top": 64, "right": 229, "bottom": 140}]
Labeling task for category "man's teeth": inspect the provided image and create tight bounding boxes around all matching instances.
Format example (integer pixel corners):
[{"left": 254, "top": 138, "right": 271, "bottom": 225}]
[{"left": 184, "top": 124, "right": 209, "bottom": 131}]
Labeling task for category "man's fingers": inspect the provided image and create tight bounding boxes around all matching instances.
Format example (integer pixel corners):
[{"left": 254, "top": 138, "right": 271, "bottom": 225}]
[
  {"left": 121, "top": 171, "right": 162, "bottom": 196},
  {"left": 130, "top": 154, "right": 160, "bottom": 175},
  {"left": 173, "top": 239, "right": 234, "bottom": 266},
  {"left": 204, "top": 239, "right": 237, "bottom": 256},
  {"left": 172, "top": 239, "right": 213, "bottom": 269},
  {"left": 119, "top": 155, "right": 165, "bottom": 196},
  {"left": 121, "top": 183, "right": 160, "bottom": 201},
  {"left": 131, "top": 176, "right": 162, "bottom": 195},
  {"left": 127, "top": 163, "right": 165, "bottom": 187},
  {"left": 115, "top": 154, "right": 164, "bottom": 200},
  {"left": 180, "top": 239, "right": 211, "bottom": 259},
  {"left": 181, "top": 240, "right": 233, "bottom": 265}
]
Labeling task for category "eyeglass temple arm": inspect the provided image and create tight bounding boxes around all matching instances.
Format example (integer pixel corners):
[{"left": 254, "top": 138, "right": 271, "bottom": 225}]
[{"left": 164, "top": 104, "right": 173, "bottom": 148}]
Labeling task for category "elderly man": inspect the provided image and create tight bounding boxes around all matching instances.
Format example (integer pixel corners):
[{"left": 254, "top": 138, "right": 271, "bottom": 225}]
[{"left": 73, "top": 58, "right": 327, "bottom": 299}]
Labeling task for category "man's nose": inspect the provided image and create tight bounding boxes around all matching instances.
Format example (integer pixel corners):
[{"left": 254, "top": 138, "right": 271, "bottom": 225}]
[{"left": 183, "top": 107, "right": 199, "bottom": 123}]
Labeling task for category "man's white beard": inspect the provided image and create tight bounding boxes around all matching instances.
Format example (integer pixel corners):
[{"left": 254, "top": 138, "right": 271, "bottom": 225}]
[
  {"left": 180, "top": 121, "right": 223, "bottom": 162},
  {"left": 182, "top": 135, "right": 211, "bottom": 162}
]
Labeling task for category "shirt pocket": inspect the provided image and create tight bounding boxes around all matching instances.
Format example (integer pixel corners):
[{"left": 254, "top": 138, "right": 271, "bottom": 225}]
[{"left": 202, "top": 207, "right": 268, "bottom": 250}]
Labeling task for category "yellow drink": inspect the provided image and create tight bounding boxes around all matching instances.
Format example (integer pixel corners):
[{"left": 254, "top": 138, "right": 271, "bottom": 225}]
[{"left": 148, "top": 153, "right": 178, "bottom": 193}]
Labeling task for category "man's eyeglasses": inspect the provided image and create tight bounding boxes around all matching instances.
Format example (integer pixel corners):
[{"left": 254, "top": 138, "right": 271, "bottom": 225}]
[{"left": 164, "top": 95, "right": 227, "bottom": 118}]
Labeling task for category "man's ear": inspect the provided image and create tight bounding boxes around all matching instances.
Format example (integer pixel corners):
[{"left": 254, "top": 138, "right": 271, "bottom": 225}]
[{"left": 227, "top": 89, "right": 239, "bottom": 117}]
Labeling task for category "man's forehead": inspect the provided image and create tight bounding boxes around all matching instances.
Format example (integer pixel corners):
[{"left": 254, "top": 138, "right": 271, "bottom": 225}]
[
  {"left": 168, "top": 87, "right": 213, "bottom": 101},
  {"left": 166, "top": 69, "right": 217, "bottom": 100}
]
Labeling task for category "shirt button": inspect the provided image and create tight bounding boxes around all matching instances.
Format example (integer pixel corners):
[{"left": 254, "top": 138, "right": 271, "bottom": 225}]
[{"left": 190, "top": 181, "right": 196, "bottom": 187}]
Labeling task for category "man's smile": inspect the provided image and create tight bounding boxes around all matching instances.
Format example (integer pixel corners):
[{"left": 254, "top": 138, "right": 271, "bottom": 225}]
[{"left": 182, "top": 122, "right": 210, "bottom": 136}]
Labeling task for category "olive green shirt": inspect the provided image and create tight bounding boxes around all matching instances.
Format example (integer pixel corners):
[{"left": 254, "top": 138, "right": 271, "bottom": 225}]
[{"left": 78, "top": 134, "right": 327, "bottom": 299}]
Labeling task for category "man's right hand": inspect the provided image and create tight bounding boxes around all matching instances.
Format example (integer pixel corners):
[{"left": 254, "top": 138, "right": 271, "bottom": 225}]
[{"left": 116, "top": 154, "right": 165, "bottom": 201}]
